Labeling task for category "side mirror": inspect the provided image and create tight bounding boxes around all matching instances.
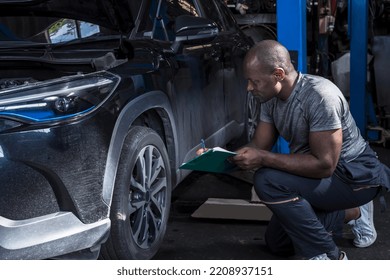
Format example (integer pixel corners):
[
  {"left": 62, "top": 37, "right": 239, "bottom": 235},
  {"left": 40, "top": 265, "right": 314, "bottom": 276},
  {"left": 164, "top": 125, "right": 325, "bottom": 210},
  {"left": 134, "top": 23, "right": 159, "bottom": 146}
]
[{"left": 171, "top": 15, "right": 218, "bottom": 52}]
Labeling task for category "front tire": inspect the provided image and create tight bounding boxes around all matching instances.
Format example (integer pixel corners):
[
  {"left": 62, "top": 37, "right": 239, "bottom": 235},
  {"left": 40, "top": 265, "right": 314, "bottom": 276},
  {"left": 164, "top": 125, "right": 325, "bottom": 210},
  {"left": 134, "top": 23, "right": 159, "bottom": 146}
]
[{"left": 101, "top": 126, "right": 171, "bottom": 259}]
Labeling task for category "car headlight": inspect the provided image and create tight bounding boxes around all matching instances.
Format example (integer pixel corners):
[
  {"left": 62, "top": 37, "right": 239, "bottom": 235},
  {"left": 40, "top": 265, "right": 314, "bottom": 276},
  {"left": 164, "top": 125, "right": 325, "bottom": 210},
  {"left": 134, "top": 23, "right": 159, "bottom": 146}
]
[{"left": 0, "top": 71, "right": 120, "bottom": 129}]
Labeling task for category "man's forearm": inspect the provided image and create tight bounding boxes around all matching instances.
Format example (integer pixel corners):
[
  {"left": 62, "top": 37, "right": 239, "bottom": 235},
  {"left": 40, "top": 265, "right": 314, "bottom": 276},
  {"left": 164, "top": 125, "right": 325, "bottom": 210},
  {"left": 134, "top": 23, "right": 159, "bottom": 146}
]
[{"left": 260, "top": 150, "right": 335, "bottom": 179}]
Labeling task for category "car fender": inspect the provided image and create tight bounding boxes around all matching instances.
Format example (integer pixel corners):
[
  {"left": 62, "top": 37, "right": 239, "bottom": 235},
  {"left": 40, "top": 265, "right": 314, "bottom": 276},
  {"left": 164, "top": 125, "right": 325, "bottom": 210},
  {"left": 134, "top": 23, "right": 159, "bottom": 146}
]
[{"left": 101, "top": 90, "right": 178, "bottom": 207}]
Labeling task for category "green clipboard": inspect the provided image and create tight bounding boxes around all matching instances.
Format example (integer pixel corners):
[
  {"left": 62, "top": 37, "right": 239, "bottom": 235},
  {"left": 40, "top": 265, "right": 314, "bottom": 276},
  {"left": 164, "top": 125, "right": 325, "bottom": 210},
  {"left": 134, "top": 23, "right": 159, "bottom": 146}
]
[{"left": 179, "top": 147, "right": 237, "bottom": 173}]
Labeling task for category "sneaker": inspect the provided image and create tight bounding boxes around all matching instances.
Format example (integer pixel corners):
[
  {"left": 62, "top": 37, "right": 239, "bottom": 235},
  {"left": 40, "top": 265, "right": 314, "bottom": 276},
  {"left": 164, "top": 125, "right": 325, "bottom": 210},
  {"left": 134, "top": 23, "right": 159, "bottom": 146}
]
[
  {"left": 310, "top": 251, "right": 348, "bottom": 260},
  {"left": 310, "top": 253, "right": 330, "bottom": 260},
  {"left": 349, "top": 200, "right": 377, "bottom": 248},
  {"left": 339, "top": 251, "right": 348, "bottom": 260}
]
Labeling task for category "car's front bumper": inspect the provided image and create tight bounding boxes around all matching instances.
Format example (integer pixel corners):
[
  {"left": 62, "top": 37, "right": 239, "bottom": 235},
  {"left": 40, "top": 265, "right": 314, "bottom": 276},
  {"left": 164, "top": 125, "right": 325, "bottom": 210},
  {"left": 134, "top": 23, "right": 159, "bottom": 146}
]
[
  {"left": 0, "top": 212, "right": 110, "bottom": 259},
  {"left": 0, "top": 114, "right": 115, "bottom": 259}
]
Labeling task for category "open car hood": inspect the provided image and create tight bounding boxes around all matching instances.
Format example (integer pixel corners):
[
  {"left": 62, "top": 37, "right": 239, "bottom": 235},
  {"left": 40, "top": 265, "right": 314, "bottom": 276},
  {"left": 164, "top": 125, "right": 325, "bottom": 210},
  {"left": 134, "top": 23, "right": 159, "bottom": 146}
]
[{"left": 0, "top": 0, "right": 135, "bottom": 34}]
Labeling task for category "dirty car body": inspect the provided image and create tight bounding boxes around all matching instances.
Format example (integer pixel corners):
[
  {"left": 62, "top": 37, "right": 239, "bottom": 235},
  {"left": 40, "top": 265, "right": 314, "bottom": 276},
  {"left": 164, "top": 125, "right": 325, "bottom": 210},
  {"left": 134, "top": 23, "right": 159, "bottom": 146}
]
[{"left": 0, "top": 0, "right": 254, "bottom": 259}]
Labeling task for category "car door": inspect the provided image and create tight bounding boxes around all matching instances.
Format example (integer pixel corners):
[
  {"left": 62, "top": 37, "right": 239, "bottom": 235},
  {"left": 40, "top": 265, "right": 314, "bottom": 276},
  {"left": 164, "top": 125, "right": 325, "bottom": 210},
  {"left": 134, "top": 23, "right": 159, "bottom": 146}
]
[
  {"left": 197, "top": 0, "right": 253, "bottom": 142},
  {"left": 152, "top": 0, "right": 225, "bottom": 158}
]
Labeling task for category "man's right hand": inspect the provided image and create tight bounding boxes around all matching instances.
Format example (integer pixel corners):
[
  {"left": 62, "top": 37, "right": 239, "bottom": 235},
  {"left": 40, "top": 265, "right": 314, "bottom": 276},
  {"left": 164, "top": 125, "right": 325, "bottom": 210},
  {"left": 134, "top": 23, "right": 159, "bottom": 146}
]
[{"left": 231, "top": 146, "right": 265, "bottom": 170}]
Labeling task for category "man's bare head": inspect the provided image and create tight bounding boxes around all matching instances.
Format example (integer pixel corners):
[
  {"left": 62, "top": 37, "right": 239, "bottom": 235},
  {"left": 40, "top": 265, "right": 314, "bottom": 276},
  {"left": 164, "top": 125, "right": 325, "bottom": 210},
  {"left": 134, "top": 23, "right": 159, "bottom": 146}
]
[
  {"left": 244, "top": 40, "right": 295, "bottom": 75},
  {"left": 243, "top": 40, "right": 298, "bottom": 102}
]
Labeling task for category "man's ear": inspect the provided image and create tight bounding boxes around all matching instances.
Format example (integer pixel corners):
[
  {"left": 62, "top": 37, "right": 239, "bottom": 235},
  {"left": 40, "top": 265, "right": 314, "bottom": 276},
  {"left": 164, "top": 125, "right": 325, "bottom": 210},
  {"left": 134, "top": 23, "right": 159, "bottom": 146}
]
[{"left": 273, "top": 68, "right": 285, "bottom": 81}]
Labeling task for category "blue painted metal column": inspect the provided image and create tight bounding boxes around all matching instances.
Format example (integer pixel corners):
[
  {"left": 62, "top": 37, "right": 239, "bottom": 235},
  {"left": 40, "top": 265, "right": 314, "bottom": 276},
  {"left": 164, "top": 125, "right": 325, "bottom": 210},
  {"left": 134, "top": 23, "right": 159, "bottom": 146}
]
[
  {"left": 273, "top": 0, "right": 307, "bottom": 153},
  {"left": 349, "top": 0, "right": 369, "bottom": 138},
  {"left": 277, "top": 0, "right": 307, "bottom": 73}
]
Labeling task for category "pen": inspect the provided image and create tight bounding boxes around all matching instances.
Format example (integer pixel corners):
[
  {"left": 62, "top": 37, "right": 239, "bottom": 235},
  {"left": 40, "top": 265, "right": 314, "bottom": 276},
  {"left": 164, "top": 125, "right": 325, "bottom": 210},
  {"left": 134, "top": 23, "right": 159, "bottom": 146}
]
[{"left": 201, "top": 139, "right": 206, "bottom": 149}]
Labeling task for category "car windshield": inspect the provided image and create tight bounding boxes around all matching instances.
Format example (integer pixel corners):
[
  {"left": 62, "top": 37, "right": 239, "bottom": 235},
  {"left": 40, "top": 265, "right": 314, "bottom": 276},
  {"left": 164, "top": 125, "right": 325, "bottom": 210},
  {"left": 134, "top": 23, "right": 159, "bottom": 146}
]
[{"left": 0, "top": 16, "right": 120, "bottom": 44}]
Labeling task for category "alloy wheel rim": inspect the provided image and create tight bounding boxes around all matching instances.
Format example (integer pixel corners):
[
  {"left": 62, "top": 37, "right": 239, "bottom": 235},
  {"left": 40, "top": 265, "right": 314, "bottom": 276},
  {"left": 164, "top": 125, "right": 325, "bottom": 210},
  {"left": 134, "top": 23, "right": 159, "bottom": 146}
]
[{"left": 128, "top": 145, "right": 168, "bottom": 249}]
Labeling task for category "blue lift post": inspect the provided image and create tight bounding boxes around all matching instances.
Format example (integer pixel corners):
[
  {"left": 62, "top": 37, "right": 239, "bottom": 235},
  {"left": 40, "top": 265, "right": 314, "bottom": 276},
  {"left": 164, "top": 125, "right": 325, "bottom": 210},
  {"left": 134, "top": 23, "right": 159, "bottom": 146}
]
[
  {"left": 276, "top": 0, "right": 307, "bottom": 73},
  {"left": 274, "top": 0, "right": 307, "bottom": 153},
  {"left": 349, "top": 0, "right": 368, "bottom": 138},
  {"left": 348, "top": 0, "right": 379, "bottom": 141}
]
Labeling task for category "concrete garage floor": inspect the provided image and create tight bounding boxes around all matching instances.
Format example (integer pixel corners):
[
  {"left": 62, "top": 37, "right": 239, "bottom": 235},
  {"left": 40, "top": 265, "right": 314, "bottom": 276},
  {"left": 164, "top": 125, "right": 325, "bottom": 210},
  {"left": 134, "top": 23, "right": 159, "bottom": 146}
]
[{"left": 154, "top": 145, "right": 390, "bottom": 260}]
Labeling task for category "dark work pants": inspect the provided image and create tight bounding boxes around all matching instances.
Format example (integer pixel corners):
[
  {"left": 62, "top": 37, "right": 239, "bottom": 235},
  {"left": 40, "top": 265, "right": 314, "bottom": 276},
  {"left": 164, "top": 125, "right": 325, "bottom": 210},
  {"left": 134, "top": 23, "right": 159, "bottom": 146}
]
[{"left": 253, "top": 168, "right": 380, "bottom": 259}]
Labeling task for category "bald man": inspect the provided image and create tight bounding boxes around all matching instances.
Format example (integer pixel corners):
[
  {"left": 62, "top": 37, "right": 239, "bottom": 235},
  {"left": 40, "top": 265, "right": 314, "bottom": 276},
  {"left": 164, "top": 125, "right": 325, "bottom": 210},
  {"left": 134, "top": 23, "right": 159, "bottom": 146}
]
[{"left": 231, "top": 40, "right": 389, "bottom": 260}]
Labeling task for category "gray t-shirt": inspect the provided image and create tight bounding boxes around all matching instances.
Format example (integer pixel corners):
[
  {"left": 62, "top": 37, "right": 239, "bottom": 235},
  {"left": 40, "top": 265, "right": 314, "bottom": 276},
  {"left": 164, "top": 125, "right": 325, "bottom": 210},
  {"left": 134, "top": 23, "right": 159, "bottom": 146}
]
[{"left": 260, "top": 73, "right": 366, "bottom": 162}]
